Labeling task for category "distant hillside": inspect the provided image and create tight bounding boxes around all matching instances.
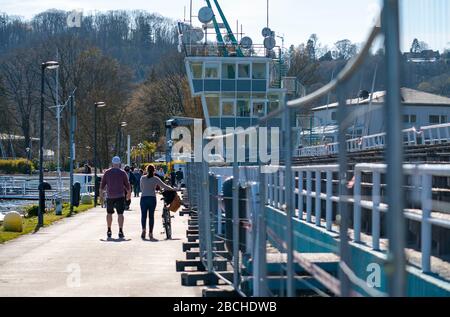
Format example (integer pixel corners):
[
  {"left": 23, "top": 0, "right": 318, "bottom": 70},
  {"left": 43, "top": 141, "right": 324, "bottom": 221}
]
[{"left": 0, "top": 10, "right": 178, "bottom": 81}]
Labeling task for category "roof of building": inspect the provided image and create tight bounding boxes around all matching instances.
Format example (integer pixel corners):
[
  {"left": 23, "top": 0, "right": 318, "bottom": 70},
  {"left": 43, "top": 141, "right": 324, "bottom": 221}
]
[{"left": 312, "top": 88, "right": 450, "bottom": 111}]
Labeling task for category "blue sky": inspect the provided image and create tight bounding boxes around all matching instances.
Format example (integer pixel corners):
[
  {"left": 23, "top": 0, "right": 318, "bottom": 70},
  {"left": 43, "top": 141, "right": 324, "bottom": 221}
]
[{"left": 1, "top": 0, "right": 449, "bottom": 52}]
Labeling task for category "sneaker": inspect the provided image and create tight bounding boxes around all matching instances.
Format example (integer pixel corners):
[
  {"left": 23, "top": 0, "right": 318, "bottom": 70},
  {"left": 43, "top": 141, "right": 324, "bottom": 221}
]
[
  {"left": 107, "top": 229, "right": 112, "bottom": 238},
  {"left": 141, "top": 231, "right": 146, "bottom": 240},
  {"left": 118, "top": 230, "right": 125, "bottom": 239}
]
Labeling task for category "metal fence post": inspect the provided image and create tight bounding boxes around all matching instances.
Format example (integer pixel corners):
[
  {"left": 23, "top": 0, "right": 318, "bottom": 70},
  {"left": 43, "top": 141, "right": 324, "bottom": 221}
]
[
  {"left": 337, "top": 87, "right": 351, "bottom": 297},
  {"left": 283, "top": 102, "right": 295, "bottom": 297},
  {"left": 326, "top": 170, "right": 333, "bottom": 231},
  {"left": 383, "top": 0, "right": 406, "bottom": 296},
  {"left": 254, "top": 126, "right": 268, "bottom": 296},
  {"left": 315, "top": 170, "right": 322, "bottom": 226},
  {"left": 203, "top": 161, "right": 213, "bottom": 272},
  {"left": 298, "top": 170, "right": 304, "bottom": 219},
  {"left": 306, "top": 171, "right": 312, "bottom": 223},
  {"left": 372, "top": 171, "right": 381, "bottom": 251},
  {"left": 232, "top": 133, "right": 240, "bottom": 290},
  {"left": 421, "top": 173, "right": 432, "bottom": 273},
  {"left": 353, "top": 169, "right": 361, "bottom": 242}
]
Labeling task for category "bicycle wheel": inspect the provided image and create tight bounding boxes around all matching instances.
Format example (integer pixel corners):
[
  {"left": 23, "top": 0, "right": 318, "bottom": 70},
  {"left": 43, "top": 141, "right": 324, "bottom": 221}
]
[{"left": 163, "top": 208, "right": 172, "bottom": 240}]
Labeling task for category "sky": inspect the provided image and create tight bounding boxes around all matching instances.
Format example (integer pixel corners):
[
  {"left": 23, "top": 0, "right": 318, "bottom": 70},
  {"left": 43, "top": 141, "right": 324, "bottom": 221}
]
[{"left": 0, "top": 0, "right": 449, "bottom": 52}]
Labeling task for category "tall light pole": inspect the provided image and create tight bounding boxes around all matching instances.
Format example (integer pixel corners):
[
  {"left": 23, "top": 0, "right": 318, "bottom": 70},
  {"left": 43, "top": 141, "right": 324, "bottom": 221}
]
[
  {"left": 39, "top": 61, "right": 59, "bottom": 227},
  {"left": 94, "top": 101, "right": 106, "bottom": 207},
  {"left": 117, "top": 121, "right": 127, "bottom": 159}
]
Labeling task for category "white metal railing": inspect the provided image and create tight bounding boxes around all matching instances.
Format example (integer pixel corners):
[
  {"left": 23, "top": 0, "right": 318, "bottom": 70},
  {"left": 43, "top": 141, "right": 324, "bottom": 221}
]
[
  {"left": 266, "top": 163, "right": 450, "bottom": 274},
  {"left": 421, "top": 123, "right": 450, "bottom": 145},
  {"left": 294, "top": 123, "right": 450, "bottom": 157},
  {"left": 0, "top": 174, "right": 97, "bottom": 199}
]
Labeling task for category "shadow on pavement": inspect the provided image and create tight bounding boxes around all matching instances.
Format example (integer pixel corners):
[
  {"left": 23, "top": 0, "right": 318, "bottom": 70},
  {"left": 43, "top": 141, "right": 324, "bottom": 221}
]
[{"left": 99, "top": 238, "right": 132, "bottom": 242}]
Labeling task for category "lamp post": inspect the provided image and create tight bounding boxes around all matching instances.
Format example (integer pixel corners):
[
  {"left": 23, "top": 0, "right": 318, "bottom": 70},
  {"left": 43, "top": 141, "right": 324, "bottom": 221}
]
[
  {"left": 117, "top": 121, "right": 127, "bottom": 158},
  {"left": 25, "top": 147, "right": 31, "bottom": 175},
  {"left": 39, "top": 61, "right": 59, "bottom": 227},
  {"left": 94, "top": 101, "right": 106, "bottom": 207}
]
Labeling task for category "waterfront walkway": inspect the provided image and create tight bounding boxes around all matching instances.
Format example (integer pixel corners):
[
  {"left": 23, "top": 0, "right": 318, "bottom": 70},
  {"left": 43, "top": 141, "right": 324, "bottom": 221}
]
[{"left": 0, "top": 195, "right": 201, "bottom": 296}]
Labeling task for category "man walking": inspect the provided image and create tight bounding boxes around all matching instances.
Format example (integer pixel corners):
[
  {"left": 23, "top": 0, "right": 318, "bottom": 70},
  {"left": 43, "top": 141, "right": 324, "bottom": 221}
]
[{"left": 100, "top": 156, "right": 131, "bottom": 239}]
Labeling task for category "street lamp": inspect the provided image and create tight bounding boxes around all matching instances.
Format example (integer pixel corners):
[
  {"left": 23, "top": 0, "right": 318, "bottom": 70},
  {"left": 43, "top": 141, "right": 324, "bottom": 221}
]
[
  {"left": 94, "top": 101, "right": 106, "bottom": 207},
  {"left": 38, "top": 61, "right": 59, "bottom": 227},
  {"left": 117, "top": 122, "right": 127, "bottom": 158}
]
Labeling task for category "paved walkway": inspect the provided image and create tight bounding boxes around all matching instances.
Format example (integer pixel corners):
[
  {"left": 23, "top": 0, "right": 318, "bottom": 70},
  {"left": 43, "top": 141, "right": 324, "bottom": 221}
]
[{"left": 0, "top": 195, "right": 201, "bottom": 297}]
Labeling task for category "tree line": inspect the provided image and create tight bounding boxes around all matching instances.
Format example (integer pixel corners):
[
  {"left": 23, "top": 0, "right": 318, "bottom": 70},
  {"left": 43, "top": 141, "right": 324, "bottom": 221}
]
[
  {"left": 0, "top": 10, "right": 448, "bottom": 170},
  {"left": 287, "top": 34, "right": 450, "bottom": 105},
  {"left": 0, "top": 10, "right": 195, "bottom": 169}
]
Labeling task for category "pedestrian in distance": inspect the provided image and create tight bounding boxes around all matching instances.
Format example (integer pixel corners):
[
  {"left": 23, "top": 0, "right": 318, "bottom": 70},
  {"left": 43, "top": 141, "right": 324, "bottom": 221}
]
[
  {"left": 175, "top": 167, "right": 184, "bottom": 188},
  {"left": 133, "top": 167, "right": 142, "bottom": 197},
  {"left": 124, "top": 165, "right": 137, "bottom": 210},
  {"left": 99, "top": 156, "right": 131, "bottom": 239},
  {"left": 170, "top": 169, "right": 176, "bottom": 187}
]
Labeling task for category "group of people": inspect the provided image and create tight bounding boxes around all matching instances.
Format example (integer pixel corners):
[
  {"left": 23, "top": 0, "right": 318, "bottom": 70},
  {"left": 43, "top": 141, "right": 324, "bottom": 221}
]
[{"left": 99, "top": 156, "right": 176, "bottom": 241}]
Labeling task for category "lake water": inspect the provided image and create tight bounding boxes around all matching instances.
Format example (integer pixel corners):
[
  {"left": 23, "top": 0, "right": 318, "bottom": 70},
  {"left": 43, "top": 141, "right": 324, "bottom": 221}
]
[{"left": 0, "top": 199, "right": 36, "bottom": 214}]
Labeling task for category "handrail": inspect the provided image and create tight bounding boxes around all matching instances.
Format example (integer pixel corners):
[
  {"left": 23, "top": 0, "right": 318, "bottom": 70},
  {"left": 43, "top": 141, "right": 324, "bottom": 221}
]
[{"left": 295, "top": 123, "right": 450, "bottom": 157}]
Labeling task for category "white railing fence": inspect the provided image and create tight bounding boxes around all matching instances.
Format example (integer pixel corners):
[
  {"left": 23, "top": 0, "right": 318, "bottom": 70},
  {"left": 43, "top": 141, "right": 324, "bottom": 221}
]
[
  {"left": 266, "top": 163, "right": 450, "bottom": 274},
  {"left": 295, "top": 123, "right": 450, "bottom": 157}
]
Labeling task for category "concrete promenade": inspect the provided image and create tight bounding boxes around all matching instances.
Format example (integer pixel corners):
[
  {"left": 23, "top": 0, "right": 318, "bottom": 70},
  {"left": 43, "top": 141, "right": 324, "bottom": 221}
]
[{"left": 0, "top": 195, "right": 201, "bottom": 297}]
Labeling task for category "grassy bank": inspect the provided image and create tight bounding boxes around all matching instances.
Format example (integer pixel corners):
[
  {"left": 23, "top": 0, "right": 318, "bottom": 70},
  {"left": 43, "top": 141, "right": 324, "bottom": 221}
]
[{"left": 0, "top": 202, "right": 94, "bottom": 243}]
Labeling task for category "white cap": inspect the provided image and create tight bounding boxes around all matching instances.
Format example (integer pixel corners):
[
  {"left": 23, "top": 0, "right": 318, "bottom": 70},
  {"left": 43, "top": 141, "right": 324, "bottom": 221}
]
[{"left": 112, "top": 156, "right": 121, "bottom": 165}]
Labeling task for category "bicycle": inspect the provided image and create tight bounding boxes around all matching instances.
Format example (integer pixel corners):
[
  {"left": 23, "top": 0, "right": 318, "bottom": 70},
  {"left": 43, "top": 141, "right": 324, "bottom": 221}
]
[{"left": 161, "top": 199, "right": 173, "bottom": 240}]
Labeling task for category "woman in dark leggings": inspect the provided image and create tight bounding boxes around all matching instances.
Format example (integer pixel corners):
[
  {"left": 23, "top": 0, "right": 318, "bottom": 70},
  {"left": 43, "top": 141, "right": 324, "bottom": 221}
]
[{"left": 140, "top": 164, "right": 175, "bottom": 240}]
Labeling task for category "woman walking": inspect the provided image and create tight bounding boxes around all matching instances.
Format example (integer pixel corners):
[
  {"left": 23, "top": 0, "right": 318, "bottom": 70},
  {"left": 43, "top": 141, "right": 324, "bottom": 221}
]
[{"left": 140, "top": 164, "right": 175, "bottom": 240}]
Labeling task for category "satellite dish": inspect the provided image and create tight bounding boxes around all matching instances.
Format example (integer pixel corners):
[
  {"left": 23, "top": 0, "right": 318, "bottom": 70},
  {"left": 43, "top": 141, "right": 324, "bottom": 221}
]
[
  {"left": 264, "top": 36, "right": 276, "bottom": 50},
  {"left": 240, "top": 36, "right": 253, "bottom": 49},
  {"left": 191, "top": 28, "right": 205, "bottom": 42},
  {"left": 198, "top": 7, "right": 214, "bottom": 24},
  {"left": 261, "top": 27, "right": 272, "bottom": 37}
]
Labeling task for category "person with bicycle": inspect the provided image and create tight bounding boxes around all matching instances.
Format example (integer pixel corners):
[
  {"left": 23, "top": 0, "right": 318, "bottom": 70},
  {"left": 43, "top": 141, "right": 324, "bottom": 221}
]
[{"left": 140, "top": 164, "right": 175, "bottom": 240}]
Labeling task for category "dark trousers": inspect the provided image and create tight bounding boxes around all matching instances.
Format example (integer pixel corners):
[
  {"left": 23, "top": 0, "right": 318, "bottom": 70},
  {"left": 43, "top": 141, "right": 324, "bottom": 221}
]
[
  {"left": 133, "top": 184, "right": 140, "bottom": 197},
  {"left": 140, "top": 196, "right": 157, "bottom": 233}
]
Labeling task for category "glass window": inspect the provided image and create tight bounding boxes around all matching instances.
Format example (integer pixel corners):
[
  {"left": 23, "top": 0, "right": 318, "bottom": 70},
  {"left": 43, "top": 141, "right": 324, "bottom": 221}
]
[
  {"left": 441, "top": 115, "right": 448, "bottom": 123},
  {"left": 222, "top": 92, "right": 236, "bottom": 99},
  {"left": 253, "top": 101, "right": 266, "bottom": 117},
  {"left": 411, "top": 115, "right": 417, "bottom": 123},
  {"left": 190, "top": 62, "right": 203, "bottom": 79},
  {"left": 252, "top": 92, "right": 267, "bottom": 99},
  {"left": 238, "top": 63, "right": 251, "bottom": 79},
  {"left": 222, "top": 63, "right": 236, "bottom": 79},
  {"left": 222, "top": 100, "right": 235, "bottom": 117},
  {"left": 331, "top": 112, "right": 337, "bottom": 121},
  {"left": 268, "top": 93, "right": 280, "bottom": 114},
  {"left": 252, "top": 63, "right": 266, "bottom": 79},
  {"left": 237, "top": 100, "right": 251, "bottom": 117},
  {"left": 205, "top": 63, "right": 219, "bottom": 79},
  {"left": 429, "top": 115, "right": 440, "bottom": 124},
  {"left": 403, "top": 115, "right": 410, "bottom": 123},
  {"left": 205, "top": 94, "right": 220, "bottom": 117},
  {"left": 268, "top": 101, "right": 279, "bottom": 113},
  {"left": 237, "top": 92, "right": 251, "bottom": 99}
]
